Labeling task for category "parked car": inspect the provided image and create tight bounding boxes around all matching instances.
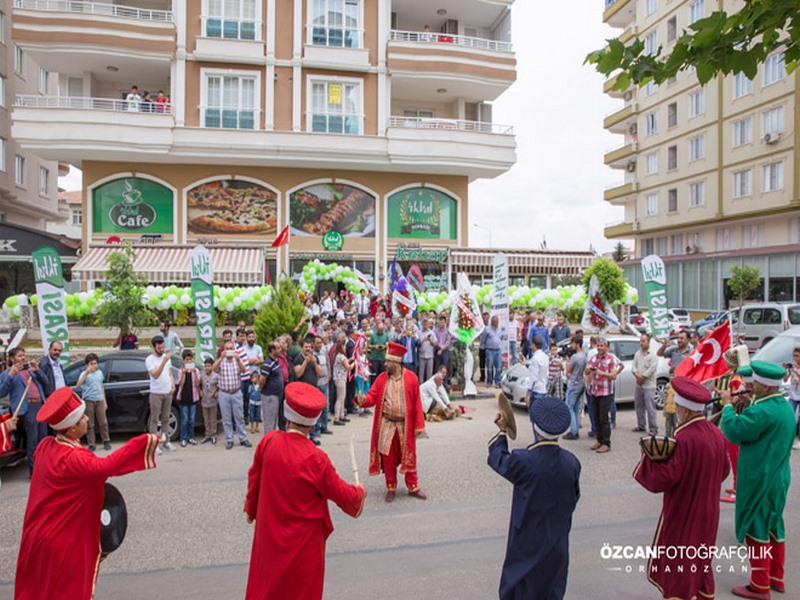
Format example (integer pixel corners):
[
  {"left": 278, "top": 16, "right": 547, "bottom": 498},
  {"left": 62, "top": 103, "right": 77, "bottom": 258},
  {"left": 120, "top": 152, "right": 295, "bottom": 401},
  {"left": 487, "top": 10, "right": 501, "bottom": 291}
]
[
  {"left": 500, "top": 335, "right": 671, "bottom": 410},
  {"left": 693, "top": 310, "right": 729, "bottom": 332},
  {"left": 734, "top": 303, "right": 800, "bottom": 352},
  {"left": 751, "top": 326, "right": 800, "bottom": 365},
  {"left": 63, "top": 351, "right": 184, "bottom": 441},
  {"left": 668, "top": 308, "right": 692, "bottom": 327}
]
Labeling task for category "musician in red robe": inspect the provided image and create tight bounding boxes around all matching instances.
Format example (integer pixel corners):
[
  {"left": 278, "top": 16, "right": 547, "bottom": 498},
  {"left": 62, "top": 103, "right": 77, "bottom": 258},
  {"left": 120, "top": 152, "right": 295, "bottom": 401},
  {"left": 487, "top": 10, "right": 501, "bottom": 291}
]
[
  {"left": 634, "top": 377, "right": 730, "bottom": 600},
  {"left": 1, "top": 413, "right": 18, "bottom": 452},
  {"left": 359, "top": 341, "right": 427, "bottom": 502},
  {"left": 15, "top": 388, "right": 159, "bottom": 600},
  {"left": 244, "top": 382, "right": 365, "bottom": 600}
]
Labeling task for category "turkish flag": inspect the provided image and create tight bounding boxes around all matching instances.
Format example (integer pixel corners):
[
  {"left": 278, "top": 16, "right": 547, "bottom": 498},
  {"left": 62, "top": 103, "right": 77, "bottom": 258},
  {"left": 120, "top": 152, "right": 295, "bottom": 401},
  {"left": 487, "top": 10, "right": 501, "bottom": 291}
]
[
  {"left": 271, "top": 225, "right": 289, "bottom": 248},
  {"left": 675, "top": 320, "right": 731, "bottom": 383}
]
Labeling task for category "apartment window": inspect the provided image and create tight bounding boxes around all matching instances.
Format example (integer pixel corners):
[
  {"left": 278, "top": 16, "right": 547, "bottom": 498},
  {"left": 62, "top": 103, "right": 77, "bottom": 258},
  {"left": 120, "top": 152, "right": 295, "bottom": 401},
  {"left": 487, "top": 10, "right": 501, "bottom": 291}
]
[
  {"left": 733, "top": 117, "right": 752, "bottom": 146},
  {"left": 0, "top": 76, "right": 5, "bottom": 108},
  {"left": 667, "top": 145, "right": 677, "bottom": 170},
  {"left": 667, "top": 102, "right": 677, "bottom": 127},
  {"left": 743, "top": 224, "right": 764, "bottom": 249},
  {"left": 203, "top": 73, "right": 258, "bottom": 130},
  {"left": 310, "top": 79, "right": 362, "bottom": 134},
  {"left": 38, "top": 67, "right": 47, "bottom": 95},
  {"left": 645, "top": 111, "right": 658, "bottom": 136},
  {"left": 716, "top": 228, "right": 732, "bottom": 251},
  {"left": 645, "top": 80, "right": 658, "bottom": 96},
  {"left": 762, "top": 106, "right": 784, "bottom": 136},
  {"left": 667, "top": 16, "right": 677, "bottom": 42},
  {"left": 668, "top": 188, "right": 678, "bottom": 212},
  {"left": 72, "top": 207, "right": 83, "bottom": 226},
  {"left": 0, "top": 12, "right": 5, "bottom": 45},
  {"left": 204, "top": 0, "right": 258, "bottom": 40},
  {"left": 645, "top": 152, "right": 658, "bottom": 175},
  {"left": 311, "top": 0, "right": 362, "bottom": 48},
  {"left": 689, "top": 180, "right": 705, "bottom": 206},
  {"left": 689, "top": 134, "right": 705, "bottom": 160},
  {"left": 670, "top": 233, "right": 683, "bottom": 254},
  {"left": 0, "top": 138, "right": 5, "bottom": 172},
  {"left": 646, "top": 193, "right": 658, "bottom": 216},
  {"left": 689, "top": 0, "right": 705, "bottom": 24},
  {"left": 645, "top": 30, "right": 658, "bottom": 54},
  {"left": 733, "top": 169, "right": 752, "bottom": 198},
  {"left": 764, "top": 52, "right": 785, "bottom": 86},
  {"left": 656, "top": 237, "right": 668, "bottom": 256},
  {"left": 14, "top": 155, "right": 24, "bottom": 186},
  {"left": 689, "top": 89, "right": 705, "bottom": 117},
  {"left": 733, "top": 72, "right": 752, "bottom": 98},
  {"left": 762, "top": 161, "right": 784, "bottom": 192},
  {"left": 39, "top": 167, "right": 48, "bottom": 196},
  {"left": 14, "top": 44, "right": 22, "bottom": 75},
  {"left": 645, "top": 0, "right": 657, "bottom": 17},
  {"left": 642, "top": 239, "right": 655, "bottom": 256}
]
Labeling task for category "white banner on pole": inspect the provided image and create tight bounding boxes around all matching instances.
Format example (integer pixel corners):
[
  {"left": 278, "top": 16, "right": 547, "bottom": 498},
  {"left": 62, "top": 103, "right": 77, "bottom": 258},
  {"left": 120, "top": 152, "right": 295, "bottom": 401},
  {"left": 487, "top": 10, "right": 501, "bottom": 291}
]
[{"left": 491, "top": 253, "right": 509, "bottom": 366}]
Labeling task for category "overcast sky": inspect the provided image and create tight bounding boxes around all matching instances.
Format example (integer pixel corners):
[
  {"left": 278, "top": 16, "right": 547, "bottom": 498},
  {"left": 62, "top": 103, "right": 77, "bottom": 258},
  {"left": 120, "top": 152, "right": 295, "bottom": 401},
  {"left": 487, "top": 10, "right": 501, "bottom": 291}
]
[{"left": 61, "top": 0, "right": 622, "bottom": 252}]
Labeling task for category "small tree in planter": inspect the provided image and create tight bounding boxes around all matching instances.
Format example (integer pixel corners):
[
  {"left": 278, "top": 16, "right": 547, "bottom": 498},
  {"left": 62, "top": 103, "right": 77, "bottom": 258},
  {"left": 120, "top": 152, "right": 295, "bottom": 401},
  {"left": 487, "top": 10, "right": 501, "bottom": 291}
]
[{"left": 96, "top": 242, "right": 155, "bottom": 338}]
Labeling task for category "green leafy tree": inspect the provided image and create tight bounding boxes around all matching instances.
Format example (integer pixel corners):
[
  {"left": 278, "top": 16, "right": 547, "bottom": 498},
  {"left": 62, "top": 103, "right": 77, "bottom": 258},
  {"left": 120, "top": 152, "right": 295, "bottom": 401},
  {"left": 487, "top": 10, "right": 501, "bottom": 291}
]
[
  {"left": 728, "top": 264, "right": 762, "bottom": 336},
  {"left": 583, "top": 257, "right": 627, "bottom": 304},
  {"left": 586, "top": 1, "right": 799, "bottom": 89},
  {"left": 612, "top": 242, "right": 627, "bottom": 263},
  {"left": 254, "top": 277, "right": 306, "bottom": 346},
  {"left": 96, "top": 242, "right": 155, "bottom": 337}
]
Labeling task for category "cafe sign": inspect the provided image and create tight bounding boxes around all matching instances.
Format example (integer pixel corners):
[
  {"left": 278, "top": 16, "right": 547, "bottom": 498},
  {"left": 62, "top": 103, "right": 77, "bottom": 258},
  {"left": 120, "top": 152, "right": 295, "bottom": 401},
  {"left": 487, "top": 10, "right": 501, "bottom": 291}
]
[
  {"left": 396, "top": 246, "right": 449, "bottom": 264},
  {"left": 93, "top": 177, "right": 173, "bottom": 235},
  {"left": 388, "top": 188, "right": 457, "bottom": 240}
]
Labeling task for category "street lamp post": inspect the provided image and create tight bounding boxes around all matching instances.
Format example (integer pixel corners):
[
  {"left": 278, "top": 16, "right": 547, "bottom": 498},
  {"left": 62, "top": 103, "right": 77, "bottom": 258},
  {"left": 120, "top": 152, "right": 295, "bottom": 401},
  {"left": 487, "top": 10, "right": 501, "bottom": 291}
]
[{"left": 473, "top": 223, "right": 492, "bottom": 248}]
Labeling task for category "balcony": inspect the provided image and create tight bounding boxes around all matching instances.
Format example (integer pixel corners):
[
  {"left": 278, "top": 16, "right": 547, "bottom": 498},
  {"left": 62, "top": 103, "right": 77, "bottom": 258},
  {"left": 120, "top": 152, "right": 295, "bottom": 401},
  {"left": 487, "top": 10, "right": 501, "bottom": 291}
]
[
  {"left": 388, "top": 116, "right": 514, "bottom": 135},
  {"left": 603, "top": 0, "right": 635, "bottom": 28},
  {"left": 604, "top": 181, "right": 637, "bottom": 203},
  {"left": 604, "top": 220, "right": 638, "bottom": 238},
  {"left": 388, "top": 29, "right": 516, "bottom": 103},
  {"left": 603, "top": 103, "right": 637, "bottom": 133},
  {"left": 13, "top": 0, "right": 176, "bottom": 67},
  {"left": 604, "top": 142, "right": 637, "bottom": 168}
]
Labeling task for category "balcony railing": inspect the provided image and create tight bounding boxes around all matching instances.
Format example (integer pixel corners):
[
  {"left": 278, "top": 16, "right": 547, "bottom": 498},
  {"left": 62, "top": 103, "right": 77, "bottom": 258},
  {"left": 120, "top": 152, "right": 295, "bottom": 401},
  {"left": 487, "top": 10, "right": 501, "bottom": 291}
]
[
  {"left": 201, "top": 107, "right": 260, "bottom": 130},
  {"left": 15, "top": 95, "right": 173, "bottom": 113},
  {"left": 306, "top": 24, "right": 364, "bottom": 49},
  {"left": 389, "top": 30, "right": 513, "bottom": 53},
  {"left": 13, "top": 0, "right": 174, "bottom": 22},
  {"left": 388, "top": 116, "right": 514, "bottom": 135}
]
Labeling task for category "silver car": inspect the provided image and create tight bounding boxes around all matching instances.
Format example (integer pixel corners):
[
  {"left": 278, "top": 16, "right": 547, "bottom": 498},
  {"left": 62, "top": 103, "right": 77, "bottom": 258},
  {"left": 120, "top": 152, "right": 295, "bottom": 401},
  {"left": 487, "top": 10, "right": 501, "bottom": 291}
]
[{"left": 501, "top": 335, "right": 671, "bottom": 409}]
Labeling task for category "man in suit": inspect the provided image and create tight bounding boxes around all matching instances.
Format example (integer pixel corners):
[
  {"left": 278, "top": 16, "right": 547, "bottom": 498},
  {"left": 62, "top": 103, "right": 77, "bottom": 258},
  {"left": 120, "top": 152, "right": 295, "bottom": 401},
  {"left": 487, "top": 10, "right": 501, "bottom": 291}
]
[
  {"left": 37, "top": 341, "right": 67, "bottom": 398},
  {"left": 0, "top": 347, "right": 49, "bottom": 474}
]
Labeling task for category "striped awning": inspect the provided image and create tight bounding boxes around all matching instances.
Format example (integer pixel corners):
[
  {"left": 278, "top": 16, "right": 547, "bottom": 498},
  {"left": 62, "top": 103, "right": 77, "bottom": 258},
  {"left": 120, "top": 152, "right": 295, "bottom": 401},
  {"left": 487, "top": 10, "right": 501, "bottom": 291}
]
[{"left": 72, "top": 246, "right": 264, "bottom": 285}]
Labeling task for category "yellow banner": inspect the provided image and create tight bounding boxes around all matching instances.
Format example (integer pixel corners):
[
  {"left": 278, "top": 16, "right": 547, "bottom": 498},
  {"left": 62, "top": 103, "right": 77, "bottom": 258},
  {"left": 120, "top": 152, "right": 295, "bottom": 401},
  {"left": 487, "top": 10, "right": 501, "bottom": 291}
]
[{"left": 328, "top": 83, "right": 342, "bottom": 105}]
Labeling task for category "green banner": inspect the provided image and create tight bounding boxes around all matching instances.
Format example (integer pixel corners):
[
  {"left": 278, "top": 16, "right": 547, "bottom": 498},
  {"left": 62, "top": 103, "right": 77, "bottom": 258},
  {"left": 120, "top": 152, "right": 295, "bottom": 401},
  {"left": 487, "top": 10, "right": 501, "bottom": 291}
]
[
  {"left": 32, "top": 246, "right": 70, "bottom": 366},
  {"left": 190, "top": 246, "right": 216, "bottom": 363},
  {"left": 641, "top": 254, "right": 670, "bottom": 338},
  {"left": 93, "top": 177, "right": 173, "bottom": 234},
  {"left": 387, "top": 188, "right": 457, "bottom": 240}
]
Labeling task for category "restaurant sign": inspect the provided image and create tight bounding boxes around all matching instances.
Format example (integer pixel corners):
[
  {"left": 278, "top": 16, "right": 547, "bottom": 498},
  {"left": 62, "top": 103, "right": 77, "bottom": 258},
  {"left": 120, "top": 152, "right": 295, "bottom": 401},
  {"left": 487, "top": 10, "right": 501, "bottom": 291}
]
[
  {"left": 396, "top": 246, "right": 449, "bottom": 264},
  {"left": 387, "top": 188, "right": 457, "bottom": 240},
  {"left": 93, "top": 177, "right": 173, "bottom": 235}
]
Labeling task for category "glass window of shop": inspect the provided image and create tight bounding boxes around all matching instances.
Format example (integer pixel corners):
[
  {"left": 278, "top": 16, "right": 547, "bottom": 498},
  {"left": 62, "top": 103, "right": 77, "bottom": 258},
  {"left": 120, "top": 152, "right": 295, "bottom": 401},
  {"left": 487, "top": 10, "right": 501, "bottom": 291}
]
[
  {"left": 698, "top": 260, "right": 718, "bottom": 309},
  {"left": 666, "top": 262, "right": 681, "bottom": 309},
  {"left": 768, "top": 254, "right": 796, "bottom": 303}
]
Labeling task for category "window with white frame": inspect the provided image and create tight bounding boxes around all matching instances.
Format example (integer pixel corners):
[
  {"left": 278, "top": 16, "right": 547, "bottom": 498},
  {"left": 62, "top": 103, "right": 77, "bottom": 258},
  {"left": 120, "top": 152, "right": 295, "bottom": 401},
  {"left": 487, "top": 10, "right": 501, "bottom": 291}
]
[
  {"left": 656, "top": 237, "right": 668, "bottom": 256},
  {"left": 0, "top": 139, "right": 5, "bottom": 172},
  {"left": 0, "top": 76, "right": 5, "bottom": 108},
  {"left": 14, "top": 154, "right": 24, "bottom": 186},
  {"left": 203, "top": 72, "right": 258, "bottom": 130},
  {"left": 645, "top": 0, "right": 657, "bottom": 16},
  {"left": 646, "top": 193, "right": 658, "bottom": 216},
  {"left": 733, "top": 72, "right": 752, "bottom": 98},
  {"left": 764, "top": 52, "right": 785, "bottom": 86},
  {"left": 716, "top": 227, "right": 732, "bottom": 251},
  {"left": 762, "top": 106, "right": 784, "bottom": 136},
  {"left": 72, "top": 207, "right": 83, "bottom": 226},
  {"left": 667, "top": 145, "right": 677, "bottom": 169},
  {"left": 204, "top": 0, "right": 259, "bottom": 40},
  {"left": 689, "top": 89, "right": 704, "bottom": 117},
  {"left": 733, "top": 117, "right": 752, "bottom": 146},
  {"left": 743, "top": 224, "right": 764, "bottom": 249},
  {"left": 0, "top": 12, "right": 5, "bottom": 45},
  {"left": 762, "top": 161, "right": 784, "bottom": 192},
  {"left": 642, "top": 238, "right": 655, "bottom": 256},
  {"left": 311, "top": 0, "right": 362, "bottom": 48},
  {"left": 689, "top": 0, "right": 704, "bottom": 24},
  {"left": 645, "top": 111, "right": 658, "bottom": 136},
  {"left": 310, "top": 78, "right": 362, "bottom": 134},
  {"left": 645, "top": 152, "right": 658, "bottom": 175},
  {"left": 38, "top": 67, "right": 47, "bottom": 95},
  {"left": 689, "top": 180, "right": 704, "bottom": 206},
  {"left": 689, "top": 134, "right": 705, "bottom": 160},
  {"left": 14, "top": 44, "right": 22, "bottom": 75},
  {"left": 670, "top": 233, "right": 683, "bottom": 254},
  {"left": 645, "top": 80, "right": 658, "bottom": 96},
  {"left": 645, "top": 30, "right": 658, "bottom": 54},
  {"left": 667, "top": 102, "right": 677, "bottom": 127},
  {"left": 39, "top": 166, "right": 48, "bottom": 196},
  {"left": 668, "top": 188, "right": 677, "bottom": 212},
  {"left": 733, "top": 169, "right": 752, "bottom": 198},
  {"left": 667, "top": 16, "right": 677, "bottom": 42}
]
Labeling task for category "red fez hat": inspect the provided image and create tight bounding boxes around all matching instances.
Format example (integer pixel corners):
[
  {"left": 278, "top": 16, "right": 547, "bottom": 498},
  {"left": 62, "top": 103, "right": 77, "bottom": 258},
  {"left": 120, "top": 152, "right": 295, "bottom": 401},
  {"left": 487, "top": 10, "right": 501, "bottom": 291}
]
[
  {"left": 671, "top": 376, "right": 710, "bottom": 412},
  {"left": 37, "top": 387, "right": 85, "bottom": 431},
  {"left": 386, "top": 341, "right": 408, "bottom": 363},
  {"left": 283, "top": 382, "right": 326, "bottom": 426}
]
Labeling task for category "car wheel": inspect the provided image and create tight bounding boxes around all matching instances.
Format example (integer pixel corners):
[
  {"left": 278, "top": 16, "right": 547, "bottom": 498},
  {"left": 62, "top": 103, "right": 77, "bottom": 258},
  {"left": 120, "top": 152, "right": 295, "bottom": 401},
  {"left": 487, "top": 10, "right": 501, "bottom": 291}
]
[
  {"left": 145, "top": 406, "right": 180, "bottom": 441},
  {"left": 655, "top": 379, "right": 668, "bottom": 410}
]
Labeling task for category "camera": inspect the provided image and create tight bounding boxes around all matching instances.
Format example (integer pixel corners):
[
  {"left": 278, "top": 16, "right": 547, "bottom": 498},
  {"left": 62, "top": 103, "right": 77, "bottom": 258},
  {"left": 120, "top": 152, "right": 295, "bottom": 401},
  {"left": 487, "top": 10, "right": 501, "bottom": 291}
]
[{"left": 558, "top": 345, "right": 576, "bottom": 359}]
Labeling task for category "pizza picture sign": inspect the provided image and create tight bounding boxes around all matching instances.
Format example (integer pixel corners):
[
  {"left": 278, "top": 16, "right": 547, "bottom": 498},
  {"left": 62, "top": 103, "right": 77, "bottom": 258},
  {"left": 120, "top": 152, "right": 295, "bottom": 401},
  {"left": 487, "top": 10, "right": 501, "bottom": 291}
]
[{"left": 187, "top": 179, "right": 278, "bottom": 239}]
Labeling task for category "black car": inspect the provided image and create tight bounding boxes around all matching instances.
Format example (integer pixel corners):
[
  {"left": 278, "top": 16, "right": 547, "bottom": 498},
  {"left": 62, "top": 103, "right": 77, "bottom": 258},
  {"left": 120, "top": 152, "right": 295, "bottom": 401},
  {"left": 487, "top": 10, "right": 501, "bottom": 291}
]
[{"left": 64, "top": 351, "right": 184, "bottom": 441}]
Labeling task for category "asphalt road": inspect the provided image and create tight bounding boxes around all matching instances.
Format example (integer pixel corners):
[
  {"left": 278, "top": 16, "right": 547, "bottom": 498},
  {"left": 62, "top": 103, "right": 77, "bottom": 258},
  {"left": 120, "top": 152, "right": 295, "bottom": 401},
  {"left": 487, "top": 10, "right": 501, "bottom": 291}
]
[{"left": 1, "top": 392, "right": 798, "bottom": 599}]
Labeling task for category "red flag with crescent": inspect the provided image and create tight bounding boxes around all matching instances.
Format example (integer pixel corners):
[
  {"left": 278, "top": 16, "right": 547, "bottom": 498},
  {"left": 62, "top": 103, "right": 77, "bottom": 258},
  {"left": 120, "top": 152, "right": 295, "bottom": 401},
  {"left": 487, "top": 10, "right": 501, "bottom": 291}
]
[{"left": 675, "top": 320, "right": 731, "bottom": 383}]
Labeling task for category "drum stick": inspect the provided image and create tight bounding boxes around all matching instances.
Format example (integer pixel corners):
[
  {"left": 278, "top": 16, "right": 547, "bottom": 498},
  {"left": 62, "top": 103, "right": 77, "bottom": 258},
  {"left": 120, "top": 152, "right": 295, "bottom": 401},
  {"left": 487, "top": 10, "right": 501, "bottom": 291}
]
[
  {"left": 349, "top": 434, "right": 360, "bottom": 486},
  {"left": 11, "top": 379, "right": 32, "bottom": 420}
]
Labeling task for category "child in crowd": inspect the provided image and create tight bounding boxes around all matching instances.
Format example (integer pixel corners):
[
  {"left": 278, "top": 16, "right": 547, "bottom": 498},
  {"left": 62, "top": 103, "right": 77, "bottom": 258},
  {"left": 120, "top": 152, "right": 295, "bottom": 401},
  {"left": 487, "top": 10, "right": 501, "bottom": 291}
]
[
  {"left": 355, "top": 345, "right": 371, "bottom": 404},
  {"left": 200, "top": 357, "right": 219, "bottom": 444},
  {"left": 76, "top": 353, "right": 110, "bottom": 452},
  {"left": 248, "top": 370, "right": 262, "bottom": 434},
  {"left": 547, "top": 342, "right": 564, "bottom": 400},
  {"left": 176, "top": 349, "right": 202, "bottom": 447}
]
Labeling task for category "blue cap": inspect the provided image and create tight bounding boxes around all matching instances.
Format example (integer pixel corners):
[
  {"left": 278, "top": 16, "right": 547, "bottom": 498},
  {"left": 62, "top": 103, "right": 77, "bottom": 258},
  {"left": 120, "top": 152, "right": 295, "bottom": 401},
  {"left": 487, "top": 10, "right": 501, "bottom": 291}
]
[{"left": 530, "top": 395, "right": 571, "bottom": 439}]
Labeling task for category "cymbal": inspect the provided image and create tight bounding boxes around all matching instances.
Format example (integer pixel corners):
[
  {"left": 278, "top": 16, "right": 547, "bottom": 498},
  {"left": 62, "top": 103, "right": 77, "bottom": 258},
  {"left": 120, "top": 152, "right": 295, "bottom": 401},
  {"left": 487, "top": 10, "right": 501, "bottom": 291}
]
[
  {"left": 497, "top": 392, "right": 517, "bottom": 441},
  {"left": 100, "top": 483, "right": 128, "bottom": 556}
]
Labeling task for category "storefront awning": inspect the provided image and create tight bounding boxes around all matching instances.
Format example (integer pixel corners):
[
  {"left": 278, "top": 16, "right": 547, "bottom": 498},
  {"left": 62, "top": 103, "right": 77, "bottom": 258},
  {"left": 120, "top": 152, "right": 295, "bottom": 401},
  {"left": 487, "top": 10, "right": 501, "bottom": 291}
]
[{"left": 72, "top": 246, "right": 264, "bottom": 285}]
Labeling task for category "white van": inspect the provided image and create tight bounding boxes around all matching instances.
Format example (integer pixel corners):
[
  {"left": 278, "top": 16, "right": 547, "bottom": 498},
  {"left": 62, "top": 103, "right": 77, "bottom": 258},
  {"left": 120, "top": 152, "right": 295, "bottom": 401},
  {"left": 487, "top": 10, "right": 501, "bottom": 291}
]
[{"left": 736, "top": 303, "right": 800, "bottom": 351}]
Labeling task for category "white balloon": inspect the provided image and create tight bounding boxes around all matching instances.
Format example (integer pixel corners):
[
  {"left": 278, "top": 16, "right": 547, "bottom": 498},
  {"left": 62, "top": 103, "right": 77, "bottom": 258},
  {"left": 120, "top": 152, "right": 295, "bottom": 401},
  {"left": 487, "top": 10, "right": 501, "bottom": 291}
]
[
  {"left": 12, "top": 306, "right": 21, "bottom": 316},
  {"left": 233, "top": 297, "right": 242, "bottom": 307}
]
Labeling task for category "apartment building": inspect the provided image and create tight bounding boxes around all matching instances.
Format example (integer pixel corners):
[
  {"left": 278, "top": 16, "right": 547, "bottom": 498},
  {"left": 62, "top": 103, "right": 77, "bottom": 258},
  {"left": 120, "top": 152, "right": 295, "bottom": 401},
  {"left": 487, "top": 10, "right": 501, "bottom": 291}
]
[
  {"left": 10, "top": 0, "right": 517, "bottom": 289},
  {"left": 602, "top": 0, "right": 800, "bottom": 310}
]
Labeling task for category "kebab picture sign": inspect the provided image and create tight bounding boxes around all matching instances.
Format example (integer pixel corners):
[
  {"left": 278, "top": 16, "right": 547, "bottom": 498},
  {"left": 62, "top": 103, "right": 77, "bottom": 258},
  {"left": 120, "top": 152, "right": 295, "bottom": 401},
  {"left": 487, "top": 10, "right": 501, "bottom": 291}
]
[{"left": 289, "top": 183, "right": 376, "bottom": 238}]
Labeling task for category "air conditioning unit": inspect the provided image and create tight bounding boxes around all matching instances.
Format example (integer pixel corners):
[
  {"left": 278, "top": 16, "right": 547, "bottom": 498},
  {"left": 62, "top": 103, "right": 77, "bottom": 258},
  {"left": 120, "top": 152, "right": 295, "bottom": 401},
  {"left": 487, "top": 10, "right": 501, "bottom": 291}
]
[
  {"left": 628, "top": 123, "right": 638, "bottom": 135},
  {"left": 684, "top": 244, "right": 699, "bottom": 254},
  {"left": 763, "top": 132, "right": 781, "bottom": 144},
  {"left": 626, "top": 161, "right": 637, "bottom": 173},
  {"left": 623, "top": 91, "right": 633, "bottom": 102}
]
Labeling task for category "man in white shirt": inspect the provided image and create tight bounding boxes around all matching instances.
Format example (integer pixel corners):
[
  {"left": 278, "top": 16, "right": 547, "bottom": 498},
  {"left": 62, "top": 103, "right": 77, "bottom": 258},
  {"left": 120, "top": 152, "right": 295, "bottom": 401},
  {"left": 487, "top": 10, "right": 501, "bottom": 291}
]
[
  {"left": 420, "top": 367, "right": 457, "bottom": 421},
  {"left": 525, "top": 335, "right": 549, "bottom": 430},
  {"left": 322, "top": 292, "right": 335, "bottom": 316},
  {"left": 507, "top": 310, "right": 520, "bottom": 366},
  {"left": 146, "top": 335, "right": 176, "bottom": 454},
  {"left": 356, "top": 289, "right": 371, "bottom": 321}
]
